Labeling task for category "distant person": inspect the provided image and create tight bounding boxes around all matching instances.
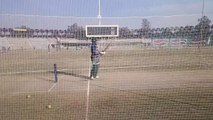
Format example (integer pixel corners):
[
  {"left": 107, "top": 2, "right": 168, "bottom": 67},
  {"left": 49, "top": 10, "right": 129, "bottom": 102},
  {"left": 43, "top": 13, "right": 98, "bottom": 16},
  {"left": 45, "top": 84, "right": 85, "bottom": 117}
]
[
  {"left": 56, "top": 37, "right": 61, "bottom": 51},
  {"left": 7, "top": 47, "right": 11, "bottom": 51},
  {"left": 48, "top": 44, "right": 50, "bottom": 52},
  {"left": 90, "top": 38, "right": 105, "bottom": 80}
]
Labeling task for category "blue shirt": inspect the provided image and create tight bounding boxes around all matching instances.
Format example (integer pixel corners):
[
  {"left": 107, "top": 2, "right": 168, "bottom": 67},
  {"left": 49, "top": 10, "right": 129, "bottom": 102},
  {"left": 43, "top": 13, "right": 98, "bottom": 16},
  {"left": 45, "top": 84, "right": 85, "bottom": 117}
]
[{"left": 91, "top": 42, "right": 100, "bottom": 64}]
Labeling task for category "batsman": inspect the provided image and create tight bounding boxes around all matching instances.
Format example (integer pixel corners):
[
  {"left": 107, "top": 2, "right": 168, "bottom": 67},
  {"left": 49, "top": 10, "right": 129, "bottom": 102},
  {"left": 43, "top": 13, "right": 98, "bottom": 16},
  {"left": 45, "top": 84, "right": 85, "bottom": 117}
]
[{"left": 90, "top": 38, "right": 107, "bottom": 80}]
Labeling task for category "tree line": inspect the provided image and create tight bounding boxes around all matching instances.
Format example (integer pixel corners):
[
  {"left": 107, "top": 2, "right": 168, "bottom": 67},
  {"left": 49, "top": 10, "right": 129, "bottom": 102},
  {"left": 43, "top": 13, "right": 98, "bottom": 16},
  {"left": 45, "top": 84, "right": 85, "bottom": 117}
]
[
  {"left": 120, "top": 16, "right": 212, "bottom": 40},
  {"left": 0, "top": 16, "right": 212, "bottom": 42}
]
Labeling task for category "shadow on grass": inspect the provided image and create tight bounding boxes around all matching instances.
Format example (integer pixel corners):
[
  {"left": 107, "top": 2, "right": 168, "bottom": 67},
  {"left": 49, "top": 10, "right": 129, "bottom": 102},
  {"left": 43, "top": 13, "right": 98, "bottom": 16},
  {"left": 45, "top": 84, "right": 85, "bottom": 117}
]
[
  {"left": 56, "top": 71, "right": 90, "bottom": 80},
  {"left": 37, "top": 77, "right": 54, "bottom": 82}
]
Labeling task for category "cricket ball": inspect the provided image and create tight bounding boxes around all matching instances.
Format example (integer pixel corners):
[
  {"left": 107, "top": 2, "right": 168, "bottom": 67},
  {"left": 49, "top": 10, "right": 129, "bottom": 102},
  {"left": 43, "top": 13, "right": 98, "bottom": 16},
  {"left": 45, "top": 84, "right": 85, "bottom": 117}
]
[
  {"left": 26, "top": 95, "right": 31, "bottom": 98},
  {"left": 47, "top": 105, "right": 52, "bottom": 109}
]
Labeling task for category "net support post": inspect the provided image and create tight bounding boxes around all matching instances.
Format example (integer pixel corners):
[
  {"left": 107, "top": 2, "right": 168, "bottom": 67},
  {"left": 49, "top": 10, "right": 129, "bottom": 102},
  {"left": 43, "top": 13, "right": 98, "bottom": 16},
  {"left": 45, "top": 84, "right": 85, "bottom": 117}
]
[{"left": 54, "top": 64, "right": 58, "bottom": 83}]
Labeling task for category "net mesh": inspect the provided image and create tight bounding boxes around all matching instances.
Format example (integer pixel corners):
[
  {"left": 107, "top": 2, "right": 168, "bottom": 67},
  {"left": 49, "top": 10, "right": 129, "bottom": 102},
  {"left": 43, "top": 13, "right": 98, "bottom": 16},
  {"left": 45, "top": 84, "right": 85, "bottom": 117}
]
[{"left": 1, "top": 12, "right": 213, "bottom": 120}]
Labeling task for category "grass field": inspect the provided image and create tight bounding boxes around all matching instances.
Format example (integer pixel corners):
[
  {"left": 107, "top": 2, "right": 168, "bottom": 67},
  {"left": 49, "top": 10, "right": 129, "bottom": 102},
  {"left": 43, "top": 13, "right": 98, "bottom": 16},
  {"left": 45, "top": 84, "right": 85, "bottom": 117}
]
[{"left": 0, "top": 46, "right": 213, "bottom": 119}]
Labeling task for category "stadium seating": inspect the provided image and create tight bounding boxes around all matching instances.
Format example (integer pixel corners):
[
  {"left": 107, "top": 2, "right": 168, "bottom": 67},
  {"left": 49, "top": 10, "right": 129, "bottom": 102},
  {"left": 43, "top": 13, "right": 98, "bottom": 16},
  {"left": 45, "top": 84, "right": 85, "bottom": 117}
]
[
  {"left": 7, "top": 38, "right": 31, "bottom": 50},
  {"left": 0, "top": 37, "right": 10, "bottom": 49},
  {"left": 28, "top": 38, "right": 51, "bottom": 50}
]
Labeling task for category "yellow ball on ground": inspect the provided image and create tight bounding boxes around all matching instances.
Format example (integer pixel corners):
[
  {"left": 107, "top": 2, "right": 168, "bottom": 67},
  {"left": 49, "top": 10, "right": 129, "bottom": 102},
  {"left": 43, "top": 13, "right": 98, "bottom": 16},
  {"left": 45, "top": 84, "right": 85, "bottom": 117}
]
[
  {"left": 47, "top": 105, "right": 52, "bottom": 109},
  {"left": 26, "top": 95, "right": 31, "bottom": 98}
]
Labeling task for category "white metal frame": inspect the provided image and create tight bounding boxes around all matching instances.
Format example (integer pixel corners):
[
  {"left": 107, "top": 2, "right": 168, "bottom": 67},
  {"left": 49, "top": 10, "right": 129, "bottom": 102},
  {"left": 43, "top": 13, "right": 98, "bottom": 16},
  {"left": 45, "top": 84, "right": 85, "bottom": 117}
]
[{"left": 85, "top": 25, "right": 119, "bottom": 38}]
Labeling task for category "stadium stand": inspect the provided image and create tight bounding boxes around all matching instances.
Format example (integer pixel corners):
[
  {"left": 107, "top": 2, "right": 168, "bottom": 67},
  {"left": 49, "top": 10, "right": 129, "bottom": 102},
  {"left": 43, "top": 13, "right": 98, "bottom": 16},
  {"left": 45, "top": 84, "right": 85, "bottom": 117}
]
[
  {"left": 7, "top": 38, "right": 31, "bottom": 50},
  {"left": 0, "top": 37, "right": 10, "bottom": 49},
  {"left": 47, "top": 38, "right": 57, "bottom": 45},
  {"left": 28, "top": 38, "right": 50, "bottom": 49}
]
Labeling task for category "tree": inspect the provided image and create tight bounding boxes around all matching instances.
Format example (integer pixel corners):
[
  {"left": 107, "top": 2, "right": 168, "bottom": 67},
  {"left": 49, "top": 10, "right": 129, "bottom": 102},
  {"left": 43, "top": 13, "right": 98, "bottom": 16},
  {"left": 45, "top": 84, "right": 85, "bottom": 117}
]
[
  {"left": 140, "top": 19, "right": 151, "bottom": 38},
  {"left": 63, "top": 30, "right": 67, "bottom": 38},
  {"left": 68, "top": 23, "right": 78, "bottom": 32},
  {"left": 40, "top": 29, "right": 44, "bottom": 38},
  {"left": 3, "top": 28, "right": 8, "bottom": 37},
  {"left": 119, "top": 27, "right": 131, "bottom": 38},
  {"left": 183, "top": 26, "right": 194, "bottom": 39},
  {"left": 132, "top": 29, "right": 139, "bottom": 38},
  {"left": 59, "top": 29, "right": 64, "bottom": 38},
  {"left": 147, "top": 28, "right": 155, "bottom": 38},
  {"left": 0, "top": 28, "right": 2, "bottom": 37},
  {"left": 159, "top": 27, "right": 165, "bottom": 38},
  {"left": 35, "top": 29, "right": 39, "bottom": 38},
  {"left": 141, "top": 19, "right": 150, "bottom": 30},
  {"left": 195, "top": 16, "right": 211, "bottom": 43},
  {"left": 175, "top": 26, "right": 185, "bottom": 38},
  {"left": 29, "top": 29, "right": 34, "bottom": 37},
  {"left": 74, "top": 27, "right": 85, "bottom": 39},
  {"left": 162, "top": 27, "right": 173, "bottom": 38},
  {"left": 49, "top": 29, "right": 53, "bottom": 38},
  {"left": 210, "top": 24, "right": 213, "bottom": 35},
  {"left": 155, "top": 27, "right": 161, "bottom": 38},
  {"left": 53, "top": 29, "right": 59, "bottom": 38},
  {"left": 45, "top": 29, "right": 49, "bottom": 38},
  {"left": 8, "top": 28, "right": 13, "bottom": 37},
  {"left": 67, "top": 23, "right": 84, "bottom": 39}
]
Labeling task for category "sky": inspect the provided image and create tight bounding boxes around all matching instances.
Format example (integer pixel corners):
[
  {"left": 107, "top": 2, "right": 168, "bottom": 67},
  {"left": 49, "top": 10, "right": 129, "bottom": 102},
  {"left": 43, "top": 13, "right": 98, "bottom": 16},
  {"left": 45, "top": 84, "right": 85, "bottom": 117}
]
[{"left": 0, "top": 0, "right": 213, "bottom": 29}]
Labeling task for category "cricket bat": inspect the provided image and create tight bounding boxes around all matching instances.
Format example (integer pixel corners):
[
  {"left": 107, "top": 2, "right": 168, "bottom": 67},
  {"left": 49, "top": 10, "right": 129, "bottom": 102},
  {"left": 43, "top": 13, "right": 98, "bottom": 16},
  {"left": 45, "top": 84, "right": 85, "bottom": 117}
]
[{"left": 102, "top": 43, "right": 111, "bottom": 52}]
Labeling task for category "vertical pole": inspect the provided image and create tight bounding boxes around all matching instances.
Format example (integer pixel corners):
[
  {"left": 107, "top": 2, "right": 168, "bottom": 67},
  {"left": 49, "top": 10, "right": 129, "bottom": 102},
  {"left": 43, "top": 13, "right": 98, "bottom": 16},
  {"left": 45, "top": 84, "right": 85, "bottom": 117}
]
[
  {"left": 202, "top": 0, "right": 204, "bottom": 17},
  {"left": 98, "top": 0, "right": 101, "bottom": 25},
  {"left": 200, "top": 0, "right": 204, "bottom": 47},
  {"left": 54, "top": 64, "right": 58, "bottom": 83}
]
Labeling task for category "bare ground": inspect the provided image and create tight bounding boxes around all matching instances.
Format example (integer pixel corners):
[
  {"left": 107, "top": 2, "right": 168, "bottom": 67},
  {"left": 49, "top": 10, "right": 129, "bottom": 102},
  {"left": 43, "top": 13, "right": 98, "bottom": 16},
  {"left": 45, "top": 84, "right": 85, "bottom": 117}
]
[{"left": 0, "top": 47, "right": 213, "bottom": 120}]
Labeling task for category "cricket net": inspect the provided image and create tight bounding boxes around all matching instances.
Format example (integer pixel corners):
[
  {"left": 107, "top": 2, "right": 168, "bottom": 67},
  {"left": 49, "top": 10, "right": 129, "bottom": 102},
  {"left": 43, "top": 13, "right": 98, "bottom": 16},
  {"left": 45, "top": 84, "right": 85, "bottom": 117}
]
[{"left": 0, "top": 13, "right": 213, "bottom": 120}]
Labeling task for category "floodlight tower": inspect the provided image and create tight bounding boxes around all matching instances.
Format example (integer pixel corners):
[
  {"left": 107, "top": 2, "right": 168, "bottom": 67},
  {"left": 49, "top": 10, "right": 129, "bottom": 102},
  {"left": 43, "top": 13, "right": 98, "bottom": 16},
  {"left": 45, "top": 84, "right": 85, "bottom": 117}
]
[
  {"left": 200, "top": 0, "right": 205, "bottom": 47},
  {"left": 98, "top": 0, "right": 102, "bottom": 25},
  {"left": 202, "top": 0, "right": 205, "bottom": 17}
]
